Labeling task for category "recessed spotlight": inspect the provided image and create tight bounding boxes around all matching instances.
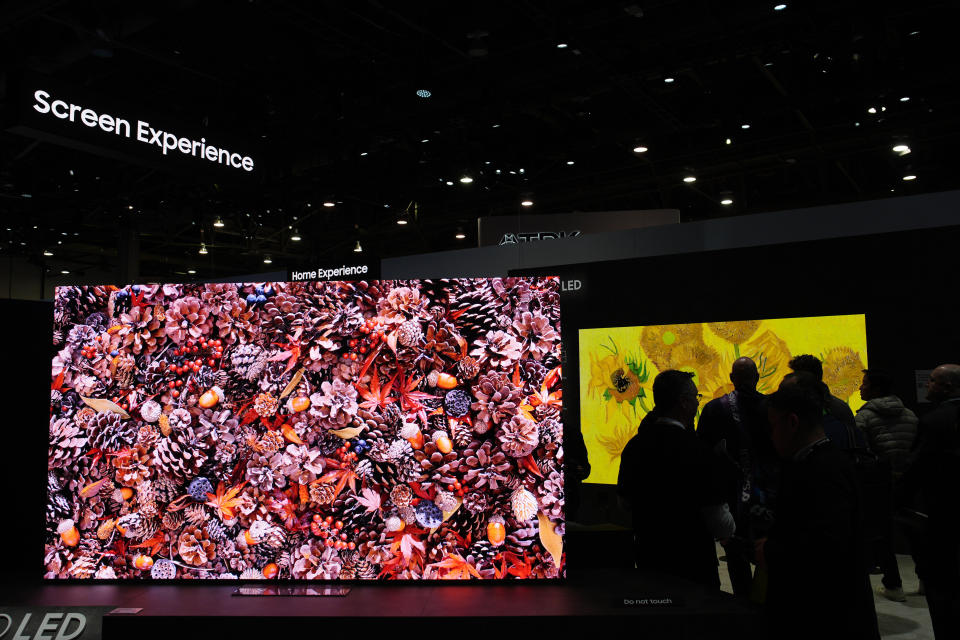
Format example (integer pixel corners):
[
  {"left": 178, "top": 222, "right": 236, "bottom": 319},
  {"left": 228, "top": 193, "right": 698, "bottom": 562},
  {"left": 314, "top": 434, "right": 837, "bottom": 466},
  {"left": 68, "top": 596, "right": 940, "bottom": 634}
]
[
  {"left": 491, "top": 124, "right": 500, "bottom": 128},
  {"left": 566, "top": 160, "right": 575, "bottom": 165},
  {"left": 421, "top": 139, "right": 429, "bottom": 143},
  {"left": 683, "top": 175, "right": 697, "bottom": 183},
  {"left": 459, "top": 176, "right": 474, "bottom": 183},
  {"left": 60, "top": 270, "right": 70, "bottom": 275},
  {"left": 774, "top": 3, "right": 787, "bottom": 10},
  {"left": 213, "top": 217, "right": 225, "bottom": 228},
  {"left": 725, "top": 138, "right": 732, "bottom": 145},
  {"left": 903, "top": 174, "right": 917, "bottom": 181},
  {"left": 455, "top": 227, "right": 466, "bottom": 239},
  {"left": 721, "top": 198, "right": 734, "bottom": 206},
  {"left": 521, "top": 200, "right": 534, "bottom": 207},
  {"left": 127, "top": 205, "right": 134, "bottom": 210},
  {"left": 741, "top": 124, "right": 751, "bottom": 129},
  {"left": 557, "top": 43, "right": 568, "bottom": 49},
  {"left": 416, "top": 89, "right": 432, "bottom": 98},
  {"left": 360, "top": 152, "right": 368, "bottom": 156},
  {"left": 353, "top": 241, "right": 363, "bottom": 253},
  {"left": 263, "top": 255, "right": 273, "bottom": 264},
  {"left": 397, "top": 218, "right": 408, "bottom": 225},
  {"left": 867, "top": 107, "right": 877, "bottom": 114},
  {"left": 323, "top": 201, "right": 336, "bottom": 207},
  {"left": 892, "top": 144, "right": 911, "bottom": 156},
  {"left": 664, "top": 77, "right": 675, "bottom": 83},
  {"left": 900, "top": 96, "right": 910, "bottom": 102},
  {"left": 633, "top": 146, "right": 648, "bottom": 153},
  {"left": 43, "top": 250, "right": 53, "bottom": 256},
  {"left": 445, "top": 181, "right": 454, "bottom": 186},
  {"left": 198, "top": 243, "right": 208, "bottom": 255},
  {"left": 290, "top": 231, "right": 301, "bottom": 241}
]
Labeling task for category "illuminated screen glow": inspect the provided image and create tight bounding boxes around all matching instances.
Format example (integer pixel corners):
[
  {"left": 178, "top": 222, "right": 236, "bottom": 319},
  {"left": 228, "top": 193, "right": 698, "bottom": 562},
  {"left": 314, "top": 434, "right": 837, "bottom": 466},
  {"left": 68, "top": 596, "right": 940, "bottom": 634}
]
[
  {"left": 46, "top": 279, "right": 563, "bottom": 580},
  {"left": 579, "top": 314, "right": 867, "bottom": 484}
]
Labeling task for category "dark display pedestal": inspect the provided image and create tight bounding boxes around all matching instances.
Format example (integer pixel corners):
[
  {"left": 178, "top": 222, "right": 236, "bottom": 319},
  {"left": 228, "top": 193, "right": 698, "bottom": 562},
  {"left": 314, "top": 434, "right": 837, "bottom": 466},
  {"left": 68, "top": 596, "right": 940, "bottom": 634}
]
[{"left": 1, "top": 569, "right": 762, "bottom": 639}]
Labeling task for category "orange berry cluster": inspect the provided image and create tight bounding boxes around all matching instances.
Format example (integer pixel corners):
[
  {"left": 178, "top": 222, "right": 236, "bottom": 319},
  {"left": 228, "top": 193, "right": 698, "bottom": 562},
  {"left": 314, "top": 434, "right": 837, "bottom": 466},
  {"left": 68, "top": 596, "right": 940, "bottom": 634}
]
[{"left": 310, "top": 515, "right": 357, "bottom": 551}]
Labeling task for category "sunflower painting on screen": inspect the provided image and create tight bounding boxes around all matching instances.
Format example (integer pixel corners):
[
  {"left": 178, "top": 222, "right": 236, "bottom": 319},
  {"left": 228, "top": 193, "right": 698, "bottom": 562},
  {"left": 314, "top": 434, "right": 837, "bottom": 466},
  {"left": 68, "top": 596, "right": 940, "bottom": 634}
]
[
  {"left": 46, "top": 278, "right": 563, "bottom": 580},
  {"left": 579, "top": 314, "right": 867, "bottom": 484}
]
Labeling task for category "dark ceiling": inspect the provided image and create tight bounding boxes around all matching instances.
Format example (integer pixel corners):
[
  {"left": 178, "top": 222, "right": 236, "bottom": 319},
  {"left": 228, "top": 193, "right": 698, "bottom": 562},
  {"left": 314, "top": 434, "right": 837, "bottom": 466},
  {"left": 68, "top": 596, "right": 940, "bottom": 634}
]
[{"left": 1, "top": 0, "right": 958, "bottom": 281}]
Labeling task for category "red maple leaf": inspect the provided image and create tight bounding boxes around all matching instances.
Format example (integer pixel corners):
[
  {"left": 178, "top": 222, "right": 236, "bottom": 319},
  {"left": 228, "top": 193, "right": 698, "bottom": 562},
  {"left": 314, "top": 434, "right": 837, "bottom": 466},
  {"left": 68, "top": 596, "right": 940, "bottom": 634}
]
[
  {"left": 355, "top": 365, "right": 397, "bottom": 413},
  {"left": 395, "top": 369, "right": 438, "bottom": 411}
]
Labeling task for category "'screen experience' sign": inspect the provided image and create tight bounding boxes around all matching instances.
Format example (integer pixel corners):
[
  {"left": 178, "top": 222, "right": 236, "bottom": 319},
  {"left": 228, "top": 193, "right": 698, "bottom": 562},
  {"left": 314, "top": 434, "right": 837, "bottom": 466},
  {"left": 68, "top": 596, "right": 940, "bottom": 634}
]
[{"left": 31, "top": 90, "right": 255, "bottom": 172}]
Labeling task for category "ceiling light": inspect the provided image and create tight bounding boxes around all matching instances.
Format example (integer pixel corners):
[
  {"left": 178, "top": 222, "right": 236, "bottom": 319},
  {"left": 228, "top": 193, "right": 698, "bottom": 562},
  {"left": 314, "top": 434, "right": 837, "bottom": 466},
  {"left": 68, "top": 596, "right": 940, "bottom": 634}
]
[
  {"left": 521, "top": 199, "right": 534, "bottom": 207},
  {"left": 741, "top": 124, "right": 751, "bottom": 129},
  {"left": 459, "top": 176, "right": 473, "bottom": 183},
  {"left": 683, "top": 175, "right": 697, "bottom": 183},
  {"left": 566, "top": 160, "right": 575, "bottom": 165},
  {"left": 867, "top": 107, "right": 877, "bottom": 114},
  {"left": 892, "top": 144, "right": 911, "bottom": 156},
  {"left": 397, "top": 218, "right": 408, "bottom": 225},
  {"left": 903, "top": 174, "right": 917, "bottom": 181},
  {"left": 721, "top": 198, "right": 734, "bottom": 206},
  {"left": 198, "top": 243, "right": 208, "bottom": 255},
  {"left": 557, "top": 43, "right": 568, "bottom": 49},
  {"left": 445, "top": 181, "right": 454, "bottom": 186},
  {"left": 900, "top": 96, "right": 910, "bottom": 102},
  {"left": 725, "top": 138, "right": 732, "bottom": 145},
  {"left": 323, "top": 201, "right": 336, "bottom": 207},
  {"left": 43, "top": 250, "right": 53, "bottom": 256},
  {"left": 774, "top": 3, "right": 787, "bottom": 10},
  {"left": 60, "top": 270, "right": 70, "bottom": 275},
  {"left": 360, "top": 152, "right": 368, "bottom": 156},
  {"left": 664, "top": 77, "right": 674, "bottom": 83},
  {"left": 187, "top": 269, "right": 196, "bottom": 274},
  {"left": 455, "top": 227, "right": 466, "bottom": 239},
  {"left": 416, "top": 89, "right": 432, "bottom": 98},
  {"left": 127, "top": 205, "right": 134, "bottom": 210},
  {"left": 21, "top": 193, "right": 32, "bottom": 198},
  {"left": 290, "top": 230, "right": 302, "bottom": 241},
  {"left": 353, "top": 241, "right": 362, "bottom": 253},
  {"left": 263, "top": 255, "right": 273, "bottom": 264},
  {"left": 213, "top": 217, "right": 225, "bottom": 228},
  {"left": 421, "top": 139, "right": 429, "bottom": 143},
  {"left": 633, "top": 146, "right": 648, "bottom": 153}
]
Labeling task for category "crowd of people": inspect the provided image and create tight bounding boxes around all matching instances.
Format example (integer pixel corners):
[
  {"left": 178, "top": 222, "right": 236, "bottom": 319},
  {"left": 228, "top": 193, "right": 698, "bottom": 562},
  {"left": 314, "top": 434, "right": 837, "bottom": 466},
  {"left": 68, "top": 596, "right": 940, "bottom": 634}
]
[{"left": 616, "top": 356, "right": 960, "bottom": 639}]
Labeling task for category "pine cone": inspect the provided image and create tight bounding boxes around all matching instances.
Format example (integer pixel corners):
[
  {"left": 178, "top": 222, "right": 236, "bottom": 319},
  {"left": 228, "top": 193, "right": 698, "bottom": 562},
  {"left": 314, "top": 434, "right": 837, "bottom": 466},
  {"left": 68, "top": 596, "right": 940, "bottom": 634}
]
[
  {"left": 511, "top": 486, "right": 538, "bottom": 521},
  {"left": 457, "top": 356, "right": 481, "bottom": 381},
  {"left": 88, "top": 412, "right": 136, "bottom": 451},
  {"left": 390, "top": 485, "right": 413, "bottom": 508},
  {"left": 397, "top": 319, "right": 423, "bottom": 347},
  {"left": 178, "top": 524, "right": 216, "bottom": 566},
  {"left": 184, "top": 504, "right": 209, "bottom": 528},
  {"left": 49, "top": 417, "right": 88, "bottom": 468},
  {"left": 152, "top": 422, "right": 214, "bottom": 480},
  {"left": 308, "top": 481, "right": 337, "bottom": 505},
  {"left": 498, "top": 415, "right": 539, "bottom": 458},
  {"left": 470, "top": 330, "right": 522, "bottom": 371},
  {"left": 114, "top": 354, "right": 137, "bottom": 389},
  {"left": 253, "top": 392, "right": 279, "bottom": 418},
  {"left": 471, "top": 372, "right": 522, "bottom": 434},
  {"left": 309, "top": 379, "right": 359, "bottom": 429},
  {"left": 461, "top": 440, "right": 514, "bottom": 491},
  {"left": 537, "top": 470, "right": 564, "bottom": 520},
  {"left": 539, "top": 417, "right": 562, "bottom": 444},
  {"left": 246, "top": 453, "right": 285, "bottom": 491}
]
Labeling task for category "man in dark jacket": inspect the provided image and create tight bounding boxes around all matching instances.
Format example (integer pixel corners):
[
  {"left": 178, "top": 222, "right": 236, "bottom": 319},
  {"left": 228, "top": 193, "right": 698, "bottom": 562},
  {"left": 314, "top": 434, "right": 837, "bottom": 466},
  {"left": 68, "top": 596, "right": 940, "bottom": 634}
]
[
  {"left": 618, "top": 370, "right": 735, "bottom": 589},
  {"left": 903, "top": 363, "right": 960, "bottom": 638},
  {"left": 697, "top": 357, "right": 773, "bottom": 596},
  {"left": 789, "top": 354, "right": 865, "bottom": 447},
  {"left": 756, "top": 373, "right": 879, "bottom": 640},
  {"left": 856, "top": 368, "right": 917, "bottom": 602}
]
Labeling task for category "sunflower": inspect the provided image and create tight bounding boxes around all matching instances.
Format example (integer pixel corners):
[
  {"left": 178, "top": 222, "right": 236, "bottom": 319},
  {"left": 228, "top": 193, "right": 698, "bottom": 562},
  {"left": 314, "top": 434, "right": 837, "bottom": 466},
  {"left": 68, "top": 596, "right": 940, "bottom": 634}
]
[
  {"left": 707, "top": 320, "right": 761, "bottom": 348},
  {"left": 744, "top": 329, "right": 792, "bottom": 393},
  {"left": 822, "top": 346, "right": 865, "bottom": 402},
  {"left": 640, "top": 323, "right": 706, "bottom": 373}
]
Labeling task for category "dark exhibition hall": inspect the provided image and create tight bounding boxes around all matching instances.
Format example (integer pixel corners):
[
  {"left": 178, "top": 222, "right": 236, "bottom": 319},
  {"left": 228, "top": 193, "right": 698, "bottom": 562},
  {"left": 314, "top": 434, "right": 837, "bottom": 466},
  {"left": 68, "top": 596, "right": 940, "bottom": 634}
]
[{"left": 1, "top": 2, "right": 958, "bottom": 639}]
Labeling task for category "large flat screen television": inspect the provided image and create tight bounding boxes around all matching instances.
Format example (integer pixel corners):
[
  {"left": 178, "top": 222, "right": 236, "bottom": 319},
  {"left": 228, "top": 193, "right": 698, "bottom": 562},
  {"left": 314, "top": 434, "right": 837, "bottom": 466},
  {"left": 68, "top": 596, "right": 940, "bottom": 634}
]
[
  {"left": 579, "top": 314, "right": 867, "bottom": 484},
  {"left": 46, "top": 278, "right": 563, "bottom": 580}
]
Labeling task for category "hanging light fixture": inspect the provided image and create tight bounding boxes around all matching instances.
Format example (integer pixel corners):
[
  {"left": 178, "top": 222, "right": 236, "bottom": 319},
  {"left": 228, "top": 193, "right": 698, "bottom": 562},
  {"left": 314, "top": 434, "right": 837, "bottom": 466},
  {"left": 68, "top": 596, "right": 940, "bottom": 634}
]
[
  {"left": 353, "top": 241, "right": 363, "bottom": 252},
  {"left": 263, "top": 255, "right": 273, "bottom": 264},
  {"left": 198, "top": 243, "right": 208, "bottom": 255},
  {"left": 213, "top": 217, "right": 225, "bottom": 228}
]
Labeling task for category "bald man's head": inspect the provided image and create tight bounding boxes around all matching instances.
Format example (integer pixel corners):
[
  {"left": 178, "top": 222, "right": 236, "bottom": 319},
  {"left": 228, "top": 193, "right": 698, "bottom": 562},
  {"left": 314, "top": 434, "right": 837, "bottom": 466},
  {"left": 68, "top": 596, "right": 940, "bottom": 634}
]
[
  {"left": 927, "top": 364, "right": 960, "bottom": 402},
  {"left": 730, "top": 357, "right": 760, "bottom": 392}
]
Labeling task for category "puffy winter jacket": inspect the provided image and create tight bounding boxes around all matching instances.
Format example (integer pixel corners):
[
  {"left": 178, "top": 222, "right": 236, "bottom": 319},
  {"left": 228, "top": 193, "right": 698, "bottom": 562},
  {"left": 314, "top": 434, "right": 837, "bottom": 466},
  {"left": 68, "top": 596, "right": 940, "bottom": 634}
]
[{"left": 854, "top": 395, "right": 918, "bottom": 474}]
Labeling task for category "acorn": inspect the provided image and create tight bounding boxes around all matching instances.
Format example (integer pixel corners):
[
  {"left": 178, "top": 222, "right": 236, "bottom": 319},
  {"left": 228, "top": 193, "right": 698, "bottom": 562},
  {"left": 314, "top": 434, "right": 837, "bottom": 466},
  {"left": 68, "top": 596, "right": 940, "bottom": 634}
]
[
  {"left": 57, "top": 519, "right": 79, "bottom": 547},
  {"left": 436, "top": 373, "right": 459, "bottom": 390},
  {"left": 487, "top": 515, "right": 506, "bottom": 547},
  {"left": 243, "top": 529, "right": 259, "bottom": 546},
  {"left": 407, "top": 429, "right": 424, "bottom": 450},
  {"left": 198, "top": 387, "right": 221, "bottom": 409},
  {"left": 290, "top": 395, "right": 311, "bottom": 413},
  {"left": 262, "top": 563, "right": 279, "bottom": 579},
  {"left": 133, "top": 554, "right": 154, "bottom": 570},
  {"left": 120, "top": 487, "right": 134, "bottom": 501},
  {"left": 432, "top": 430, "right": 453, "bottom": 454}
]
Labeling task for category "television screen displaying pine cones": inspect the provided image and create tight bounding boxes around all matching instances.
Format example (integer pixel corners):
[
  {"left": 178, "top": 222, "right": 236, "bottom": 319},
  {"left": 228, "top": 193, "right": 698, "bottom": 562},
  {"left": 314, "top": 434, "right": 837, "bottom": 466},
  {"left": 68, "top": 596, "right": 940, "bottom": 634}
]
[{"left": 46, "top": 279, "right": 564, "bottom": 580}]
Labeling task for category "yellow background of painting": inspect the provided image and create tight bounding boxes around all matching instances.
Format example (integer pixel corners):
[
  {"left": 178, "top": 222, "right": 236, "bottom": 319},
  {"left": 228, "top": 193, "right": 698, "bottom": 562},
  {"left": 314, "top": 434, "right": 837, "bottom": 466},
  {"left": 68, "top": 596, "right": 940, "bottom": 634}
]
[{"left": 578, "top": 314, "right": 868, "bottom": 485}]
